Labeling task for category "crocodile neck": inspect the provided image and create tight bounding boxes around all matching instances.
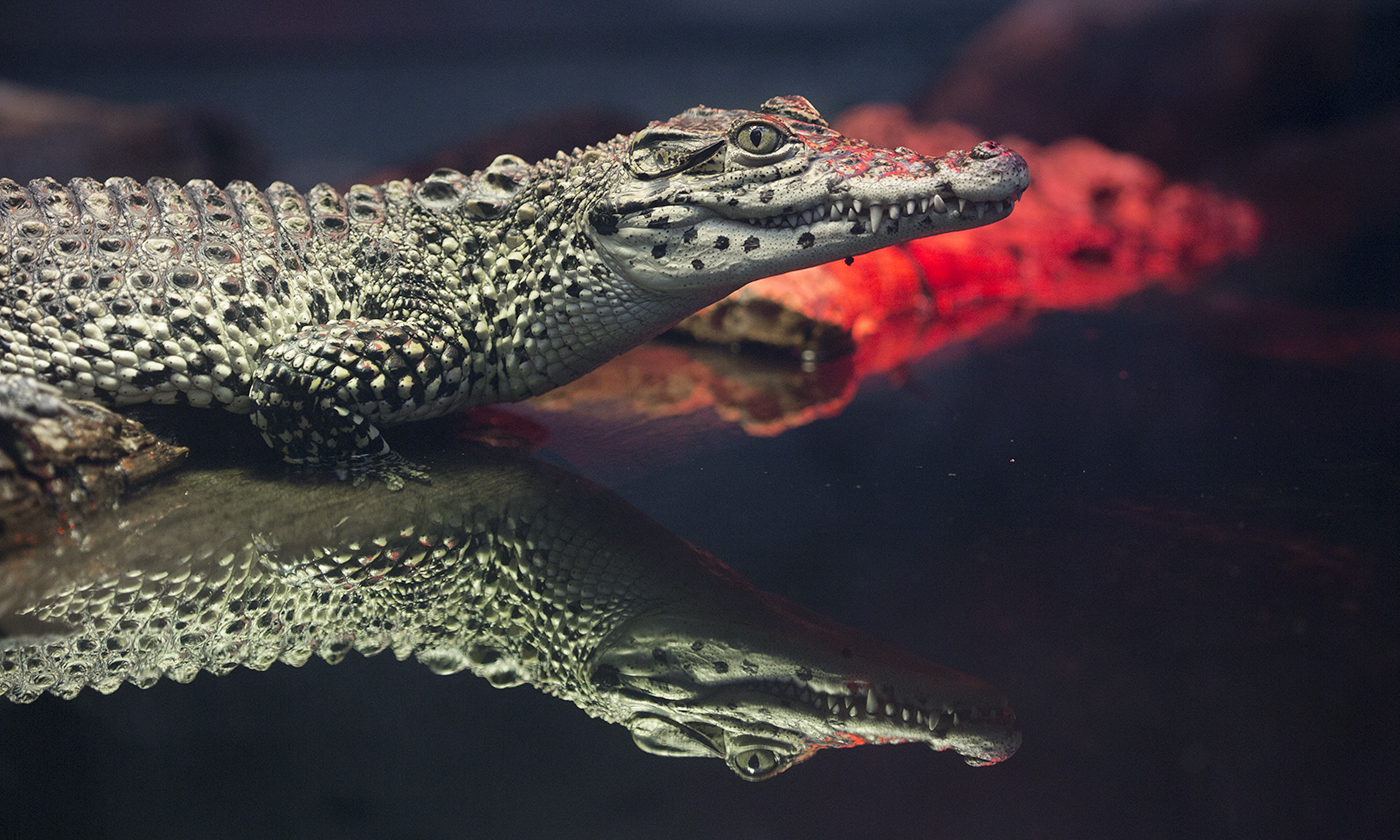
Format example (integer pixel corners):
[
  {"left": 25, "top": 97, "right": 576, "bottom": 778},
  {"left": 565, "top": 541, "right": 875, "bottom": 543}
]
[{"left": 364, "top": 151, "right": 725, "bottom": 407}]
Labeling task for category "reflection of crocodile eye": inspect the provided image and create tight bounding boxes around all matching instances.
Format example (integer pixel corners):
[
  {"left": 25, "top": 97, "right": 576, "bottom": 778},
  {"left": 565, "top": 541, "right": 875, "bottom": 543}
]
[
  {"left": 734, "top": 122, "right": 784, "bottom": 155},
  {"left": 734, "top": 746, "right": 779, "bottom": 777}
]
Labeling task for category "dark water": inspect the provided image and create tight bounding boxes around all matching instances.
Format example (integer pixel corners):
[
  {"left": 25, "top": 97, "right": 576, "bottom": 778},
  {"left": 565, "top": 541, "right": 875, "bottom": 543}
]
[
  {"left": 2, "top": 278, "right": 1393, "bottom": 839},
  {"left": 2, "top": 2, "right": 1397, "bottom": 837}
]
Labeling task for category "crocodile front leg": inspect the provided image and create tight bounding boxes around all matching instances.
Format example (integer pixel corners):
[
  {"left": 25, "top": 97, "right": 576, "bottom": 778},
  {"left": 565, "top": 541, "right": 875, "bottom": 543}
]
[{"left": 250, "top": 318, "right": 471, "bottom": 485}]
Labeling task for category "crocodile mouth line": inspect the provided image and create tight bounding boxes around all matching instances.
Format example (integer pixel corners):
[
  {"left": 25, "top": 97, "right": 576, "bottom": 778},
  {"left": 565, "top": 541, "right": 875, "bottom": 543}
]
[
  {"left": 724, "top": 673, "right": 1013, "bottom": 738},
  {"left": 739, "top": 190, "right": 1025, "bottom": 232}
]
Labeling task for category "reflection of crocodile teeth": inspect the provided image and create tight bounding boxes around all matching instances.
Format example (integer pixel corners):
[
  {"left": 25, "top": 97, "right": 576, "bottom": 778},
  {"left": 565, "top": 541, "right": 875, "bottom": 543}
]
[{"left": 740, "top": 673, "right": 1009, "bottom": 739}]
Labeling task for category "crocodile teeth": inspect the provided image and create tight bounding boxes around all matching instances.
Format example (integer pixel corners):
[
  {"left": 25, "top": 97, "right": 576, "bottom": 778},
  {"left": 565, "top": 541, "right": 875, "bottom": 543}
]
[
  {"left": 866, "top": 689, "right": 879, "bottom": 715},
  {"left": 740, "top": 188, "right": 1019, "bottom": 230}
]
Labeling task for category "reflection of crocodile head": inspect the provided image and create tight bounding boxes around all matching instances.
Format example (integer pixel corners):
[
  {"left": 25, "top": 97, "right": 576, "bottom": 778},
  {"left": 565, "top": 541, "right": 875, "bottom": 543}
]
[
  {"left": 591, "top": 595, "right": 1018, "bottom": 780},
  {"left": 0, "top": 445, "right": 1017, "bottom": 779}
]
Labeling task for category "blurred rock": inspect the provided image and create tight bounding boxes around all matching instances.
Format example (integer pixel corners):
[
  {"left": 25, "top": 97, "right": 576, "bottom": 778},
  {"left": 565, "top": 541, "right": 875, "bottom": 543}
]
[
  {"left": 908, "top": 0, "right": 1400, "bottom": 302},
  {"left": 0, "top": 79, "right": 268, "bottom": 185}
]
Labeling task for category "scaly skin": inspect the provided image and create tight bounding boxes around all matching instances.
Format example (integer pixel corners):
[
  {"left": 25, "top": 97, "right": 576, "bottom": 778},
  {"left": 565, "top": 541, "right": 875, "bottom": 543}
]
[
  {"left": 0, "top": 96, "right": 1027, "bottom": 482},
  {"left": 0, "top": 445, "right": 1020, "bottom": 779}
]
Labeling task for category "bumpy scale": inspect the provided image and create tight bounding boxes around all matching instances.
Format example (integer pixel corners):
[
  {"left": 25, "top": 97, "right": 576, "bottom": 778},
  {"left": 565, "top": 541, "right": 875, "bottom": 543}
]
[{"left": 0, "top": 96, "right": 1028, "bottom": 482}]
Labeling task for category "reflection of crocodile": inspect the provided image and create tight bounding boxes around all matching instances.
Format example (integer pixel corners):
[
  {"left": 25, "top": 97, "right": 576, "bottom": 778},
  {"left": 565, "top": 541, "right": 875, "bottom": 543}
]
[
  {"left": 0, "top": 446, "right": 1019, "bottom": 779},
  {"left": 0, "top": 95, "right": 1027, "bottom": 481}
]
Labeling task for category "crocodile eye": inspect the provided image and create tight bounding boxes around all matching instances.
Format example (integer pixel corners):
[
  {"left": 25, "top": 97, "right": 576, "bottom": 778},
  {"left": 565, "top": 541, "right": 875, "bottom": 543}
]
[
  {"left": 733, "top": 121, "right": 785, "bottom": 155},
  {"left": 730, "top": 746, "right": 782, "bottom": 779}
]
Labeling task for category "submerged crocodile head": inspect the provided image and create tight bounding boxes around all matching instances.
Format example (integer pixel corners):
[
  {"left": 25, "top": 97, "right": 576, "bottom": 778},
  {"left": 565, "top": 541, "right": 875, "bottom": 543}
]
[
  {"left": 585, "top": 95, "right": 1028, "bottom": 296},
  {"left": 586, "top": 573, "right": 1020, "bottom": 781}
]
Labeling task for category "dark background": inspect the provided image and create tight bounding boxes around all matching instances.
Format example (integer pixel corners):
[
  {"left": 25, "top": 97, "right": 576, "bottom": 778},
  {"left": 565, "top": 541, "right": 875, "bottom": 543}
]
[{"left": 2, "top": 1, "right": 1397, "bottom": 838}]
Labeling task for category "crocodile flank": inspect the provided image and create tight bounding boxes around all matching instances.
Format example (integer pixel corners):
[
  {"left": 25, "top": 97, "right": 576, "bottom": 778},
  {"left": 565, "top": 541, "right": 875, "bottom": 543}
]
[{"left": 0, "top": 95, "right": 1027, "bottom": 480}]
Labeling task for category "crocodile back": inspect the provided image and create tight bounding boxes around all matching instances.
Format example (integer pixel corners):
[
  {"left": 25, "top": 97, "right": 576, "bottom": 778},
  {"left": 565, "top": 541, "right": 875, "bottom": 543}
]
[{"left": 0, "top": 175, "right": 377, "bottom": 411}]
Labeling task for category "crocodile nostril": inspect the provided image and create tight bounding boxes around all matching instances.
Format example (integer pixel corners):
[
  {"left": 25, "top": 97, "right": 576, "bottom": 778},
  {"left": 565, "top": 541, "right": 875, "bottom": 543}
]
[{"left": 970, "top": 141, "right": 1006, "bottom": 160}]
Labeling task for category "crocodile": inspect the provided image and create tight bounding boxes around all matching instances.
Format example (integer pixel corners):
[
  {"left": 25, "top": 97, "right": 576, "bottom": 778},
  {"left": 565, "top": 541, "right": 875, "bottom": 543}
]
[
  {"left": 0, "top": 95, "right": 1028, "bottom": 482},
  {"left": 0, "top": 444, "right": 1020, "bottom": 779}
]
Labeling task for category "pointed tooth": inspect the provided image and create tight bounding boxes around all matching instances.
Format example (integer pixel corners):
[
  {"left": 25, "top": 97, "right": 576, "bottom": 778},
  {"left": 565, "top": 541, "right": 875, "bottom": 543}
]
[
  {"left": 852, "top": 199, "right": 863, "bottom": 214},
  {"left": 834, "top": 198, "right": 846, "bottom": 215},
  {"left": 889, "top": 203, "right": 900, "bottom": 221},
  {"left": 906, "top": 200, "right": 917, "bottom": 216},
  {"left": 869, "top": 204, "right": 884, "bottom": 231},
  {"left": 928, "top": 713, "right": 936, "bottom": 731},
  {"left": 866, "top": 690, "right": 878, "bottom": 715},
  {"left": 902, "top": 708, "right": 911, "bottom": 722},
  {"left": 848, "top": 705, "right": 859, "bottom": 718},
  {"left": 885, "top": 703, "right": 896, "bottom": 716},
  {"left": 920, "top": 197, "right": 931, "bottom": 213},
  {"left": 932, "top": 194, "right": 946, "bottom": 213},
  {"left": 959, "top": 198, "right": 969, "bottom": 216}
]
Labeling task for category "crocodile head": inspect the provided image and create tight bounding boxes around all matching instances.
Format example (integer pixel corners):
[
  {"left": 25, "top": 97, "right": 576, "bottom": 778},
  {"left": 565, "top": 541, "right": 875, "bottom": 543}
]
[
  {"left": 587, "top": 94, "right": 1029, "bottom": 297},
  {"left": 586, "top": 582, "right": 1021, "bottom": 781}
]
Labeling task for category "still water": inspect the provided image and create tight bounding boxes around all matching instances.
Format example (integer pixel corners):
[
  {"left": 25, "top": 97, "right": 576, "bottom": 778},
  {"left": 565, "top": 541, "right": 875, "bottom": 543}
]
[{"left": 2, "top": 267, "right": 1394, "bottom": 838}]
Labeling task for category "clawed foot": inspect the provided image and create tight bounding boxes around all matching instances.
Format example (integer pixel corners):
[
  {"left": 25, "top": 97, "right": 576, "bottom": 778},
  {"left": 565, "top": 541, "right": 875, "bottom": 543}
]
[
  {"left": 286, "top": 451, "right": 431, "bottom": 491},
  {"left": 340, "top": 452, "right": 431, "bottom": 491}
]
